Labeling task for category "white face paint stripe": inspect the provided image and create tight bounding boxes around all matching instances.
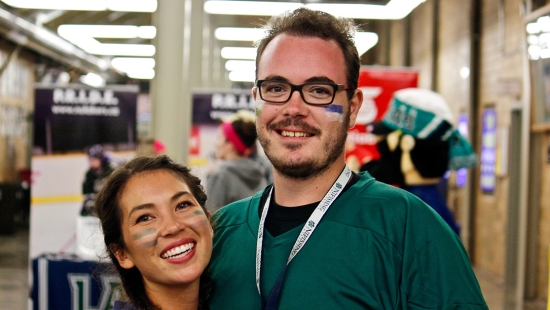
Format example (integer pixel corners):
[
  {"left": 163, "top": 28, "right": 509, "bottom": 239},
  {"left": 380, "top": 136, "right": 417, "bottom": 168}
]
[{"left": 324, "top": 104, "right": 344, "bottom": 122}]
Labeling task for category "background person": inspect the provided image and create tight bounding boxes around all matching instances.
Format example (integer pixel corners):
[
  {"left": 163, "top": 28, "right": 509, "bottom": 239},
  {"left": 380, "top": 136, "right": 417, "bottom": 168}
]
[
  {"left": 81, "top": 144, "right": 113, "bottom": 216},
  {"left": 95, "top": 155, "right": 213, "bottom": 310},
  {"left": 205, "top": 109, "right": 270, "bottom": 212},
  {"left": 208, "top": 8, "right": 487, "bottom": 309}
]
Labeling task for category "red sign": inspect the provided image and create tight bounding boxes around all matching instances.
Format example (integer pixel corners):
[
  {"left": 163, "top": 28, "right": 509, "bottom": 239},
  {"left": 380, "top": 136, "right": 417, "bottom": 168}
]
[
  {"left": 189, "top": 125, "right": 200, "bottom": 156},
  {"left": 346, "top": 67, "right": 419, "bottom": 170}
]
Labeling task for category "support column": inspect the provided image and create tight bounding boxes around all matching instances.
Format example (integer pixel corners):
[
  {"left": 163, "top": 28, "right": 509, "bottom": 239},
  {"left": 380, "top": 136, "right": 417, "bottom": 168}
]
[{"left": 151, "top": 0, "right": 203, "bottom": 163}]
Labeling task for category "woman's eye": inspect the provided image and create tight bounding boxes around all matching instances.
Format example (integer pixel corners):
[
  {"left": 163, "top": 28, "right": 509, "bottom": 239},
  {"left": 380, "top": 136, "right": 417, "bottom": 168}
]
[
  {"left": 136, "top": 214, "right": 152, "bottom": 223},
  {"left": 176, "top": 201, "right": 193, "bottom": 210}
]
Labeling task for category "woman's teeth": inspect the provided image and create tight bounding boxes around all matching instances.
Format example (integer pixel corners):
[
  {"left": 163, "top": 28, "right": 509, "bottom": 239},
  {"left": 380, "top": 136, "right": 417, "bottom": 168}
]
[{"left": 161, "top": 243, "right": 194, "bottom": 259}]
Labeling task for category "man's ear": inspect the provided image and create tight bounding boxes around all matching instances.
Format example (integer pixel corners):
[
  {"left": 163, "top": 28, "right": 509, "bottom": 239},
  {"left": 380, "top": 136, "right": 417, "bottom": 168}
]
[
  {"left": 252, "top": 86, "right": 258, "bottom": 101},
  {"left": 110, "top": 244, "right": 135, "bottom": 269},
  {"left": 348, "top": 88, "right": 363, "bottom": 129}
]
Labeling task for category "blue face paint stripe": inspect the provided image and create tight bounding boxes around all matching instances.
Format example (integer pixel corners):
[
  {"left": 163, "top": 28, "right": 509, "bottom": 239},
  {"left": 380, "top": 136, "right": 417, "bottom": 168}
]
[{"left": 324, "top": 104, "right": 344, "bottom": 114}]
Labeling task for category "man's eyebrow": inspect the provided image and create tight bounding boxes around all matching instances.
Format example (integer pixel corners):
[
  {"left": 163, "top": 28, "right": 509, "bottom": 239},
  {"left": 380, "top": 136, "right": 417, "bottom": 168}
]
[
  {"left": 262, "top": 75, "right": 289, "bottom": 82},
  {"left": 304, "top": 76, "right": 335, "bottom": 84}
]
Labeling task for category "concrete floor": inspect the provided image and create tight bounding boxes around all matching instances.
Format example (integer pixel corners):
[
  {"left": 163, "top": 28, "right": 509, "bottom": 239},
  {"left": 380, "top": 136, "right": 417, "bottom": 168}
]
[{"left": 0, "top": 225, "right": 510, "bottom": 310}]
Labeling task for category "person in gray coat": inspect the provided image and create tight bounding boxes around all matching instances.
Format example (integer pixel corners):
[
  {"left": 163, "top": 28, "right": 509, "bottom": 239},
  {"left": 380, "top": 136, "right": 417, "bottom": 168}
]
[{"left": 206, "top": 110, "right": 270, "bottom": 212}]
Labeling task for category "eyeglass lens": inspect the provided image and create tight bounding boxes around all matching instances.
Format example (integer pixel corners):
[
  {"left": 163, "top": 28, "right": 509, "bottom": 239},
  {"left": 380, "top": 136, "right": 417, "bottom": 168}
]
[{"left": 259, "top": 81, "right": 336, "bottom": 105}]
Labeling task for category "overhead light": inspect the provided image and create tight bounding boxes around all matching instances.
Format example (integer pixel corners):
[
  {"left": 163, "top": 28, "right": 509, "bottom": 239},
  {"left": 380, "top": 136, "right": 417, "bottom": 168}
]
[
  {"left": 87, "top": 44, "right": 156, "bottom": 56},
  {"left": 229, "top": 70, "right": 255, "bottom": 82},
  {"left": 126, "top": 68, "right": 155, "bottom": 79},
  {"left": 526, "top": 22, "right": 541, "bottom": 34},
  {"left": 112, "top": 57, "right": 155, "bottom": 71},
  {"left": 218, "top": 30, "right": 377, "bottom": 56},
  {"left": 1, "top": 0, "right": 158, "bottom": 12},
  {"left": 215, "top": 27, "right": 265, "bottom": 41},
  {"left": 58, "top": 25, "right": 156, "bottom": 39},
  {"left": 354, "top": 32, "right": 378, "bottom": 56},
  {"left": 111, "top": 57, "right": 155, "bottom": 79},
  {"left": 225, "top": 60, "right": 255, "bottom": 71},
  {"left": 205, "top": 1, "right": 301, "bottom": 16},
  {"left": 80, "top": 72, "right": 105, "bottom": 87},
  {"left": 221, "top": 47, "right": 257, "bottom": 60},
  {"left": 204, "top": 0, "right": 425, "bottom": 20},
  {"left": 58, "top": 25, "right": 156, "bottom": 56}
]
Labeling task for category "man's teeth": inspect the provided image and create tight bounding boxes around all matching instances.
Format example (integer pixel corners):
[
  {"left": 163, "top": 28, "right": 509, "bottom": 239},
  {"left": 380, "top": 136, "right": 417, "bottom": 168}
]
[
  {"left": 162, "top": 243, "right": 194, "bottom": 259},
  {"left": 281, "top": 131, "right": 310, "bottom": 137}
]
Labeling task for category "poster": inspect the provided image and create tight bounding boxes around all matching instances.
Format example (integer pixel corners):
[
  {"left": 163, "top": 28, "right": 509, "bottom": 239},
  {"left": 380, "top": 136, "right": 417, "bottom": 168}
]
[
  {"left": 480, "top": 108, "right": 497, "bottom": 193},
  {"left": 346, "top": 67, "right": 419, "bottom": 171}
]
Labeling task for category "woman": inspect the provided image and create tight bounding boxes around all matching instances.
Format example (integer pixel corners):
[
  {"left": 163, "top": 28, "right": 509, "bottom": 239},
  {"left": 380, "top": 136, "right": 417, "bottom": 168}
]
[
  {"left": 206, "top": 110, "right": 270, "bottom": 211},
  {"left": 95, "top": 155, "right": 213, "bottom": 310}
]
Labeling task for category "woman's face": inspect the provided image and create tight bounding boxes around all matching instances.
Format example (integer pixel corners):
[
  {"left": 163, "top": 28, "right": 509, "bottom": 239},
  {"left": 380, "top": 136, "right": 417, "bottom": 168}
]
[{"left": 113, "top": 169, "right": 213, "bottom": 292}]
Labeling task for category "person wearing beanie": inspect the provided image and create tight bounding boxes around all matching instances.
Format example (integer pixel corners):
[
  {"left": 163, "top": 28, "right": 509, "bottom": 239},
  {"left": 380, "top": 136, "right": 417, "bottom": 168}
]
[
  {"left": 206, "top": 110, "right": 269, "bottom": 212},
  {"left": 81, "top": 144, "right": 113, "bottom": 216}
]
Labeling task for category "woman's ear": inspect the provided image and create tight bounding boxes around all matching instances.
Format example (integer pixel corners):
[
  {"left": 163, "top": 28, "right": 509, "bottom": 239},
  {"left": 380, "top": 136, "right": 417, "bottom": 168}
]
[
  {"left": 110, "top": 244, "right": 135, "bottom": 269},
  {"left": 205, "top": 211, "right": 214, "bottom": 238}
]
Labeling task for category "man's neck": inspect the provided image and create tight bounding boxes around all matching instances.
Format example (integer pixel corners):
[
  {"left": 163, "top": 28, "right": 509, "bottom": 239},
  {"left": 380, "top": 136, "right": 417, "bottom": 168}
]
[{"left": 272, "top": 161, "right": 346, "bottom": 207}]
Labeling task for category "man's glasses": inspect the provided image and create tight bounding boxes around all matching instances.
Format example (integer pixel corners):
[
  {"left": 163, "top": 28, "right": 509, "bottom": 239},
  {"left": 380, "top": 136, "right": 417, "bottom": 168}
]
[{"left": 255, "top": 80, "right": 350, "bottom": 105}]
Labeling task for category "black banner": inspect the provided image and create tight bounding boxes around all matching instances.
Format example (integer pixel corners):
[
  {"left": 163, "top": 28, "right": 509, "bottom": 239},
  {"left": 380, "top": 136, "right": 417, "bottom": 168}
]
[
  {"left": 33, "top": 85, "right": 138, "bottom": 154},
  {"left": 192, "top": 90, "right": 255, "bottom": 125}
]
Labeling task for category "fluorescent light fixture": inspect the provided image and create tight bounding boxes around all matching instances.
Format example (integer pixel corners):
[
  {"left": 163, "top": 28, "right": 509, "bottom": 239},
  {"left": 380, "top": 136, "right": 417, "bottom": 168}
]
[
  {"left": 126, "top": 68, "right": 155, "bottom": 79},
  {"left": 538, "top": 16, "right": 550, "bottom": 33},
  {"left": 229, "top": 70, "right": 256, "bottom": 82},
  {"left": 59, "top": 25, "right": 156, "bottom": 56},
  {"left": 58, "top": 25, "right": 156, "bottom": 39},
  {"left": 527, "top": 34, "right": 539, "bottom": 45},
  {"left": 111, "top": 57, "right": 155, "bottom": 79},
  {"left": 354, "top": 32, "right": 378, "bottom": 56},
  {"left": 205, "top": 1, "right": 301, "bottom": 16},
  {"left": 87, "top": 44, "right": 156, "bottom": 56},
  {"left": 528, "top": 45, "right": 541, "bottom": 60},
  {"left": 218, "top": 31, "right": 377, "bottom": 58},
  {"left": 112, "top": 57, "right": 155, "bottom": 71},
  {"left": 526, "top": 22, "right": 541, "bottom": 34},
  {"left": 460, "top": 67, "right": 470, "bottom": 79},
  {"left": 1, "top": 0, "right": 157, "bottom": 12},
  {"left": 221, "top": 47, "right": 257, "bottom": 60},
  {"left": 80, "top": 72, "right": 105, "bottom": 87},
  {"left": 540, "top": 48, "right": 550, "bottom": 59},
  {"left": 215, "top": 27, "right": 265, "bottom": 41},
  {"left": 205, "top": 0, "right": 425, "bottom": 20},
  {"left": 225, "top": 60, "right": 256, "bottom": 71}
]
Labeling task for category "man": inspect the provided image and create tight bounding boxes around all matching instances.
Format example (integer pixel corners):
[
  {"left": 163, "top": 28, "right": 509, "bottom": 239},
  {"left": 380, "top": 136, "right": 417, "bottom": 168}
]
[{"left": 209, "top": 8, "right": 487, "bottom": 309}]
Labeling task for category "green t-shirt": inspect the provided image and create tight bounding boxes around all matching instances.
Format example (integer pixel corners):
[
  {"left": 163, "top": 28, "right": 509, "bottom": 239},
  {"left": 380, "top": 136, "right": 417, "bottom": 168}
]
[{"left": 208, "top": 172, "right": 487, "bottom": 309}]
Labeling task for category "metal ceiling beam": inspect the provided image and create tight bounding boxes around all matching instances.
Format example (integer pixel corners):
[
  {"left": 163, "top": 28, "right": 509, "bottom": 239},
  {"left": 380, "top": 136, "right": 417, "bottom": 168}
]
[{"left": 0, "top": 6, "right": 110, "bottom": 73}]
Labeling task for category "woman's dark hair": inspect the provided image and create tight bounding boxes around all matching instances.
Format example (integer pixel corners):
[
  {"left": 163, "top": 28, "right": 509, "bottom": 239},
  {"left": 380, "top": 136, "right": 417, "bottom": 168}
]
[
  {"left": 254, "top": 7, "right": 360, "bottom": 99},
  {"left": 95, "top": 155, "right": 210, "bottom": 309}
]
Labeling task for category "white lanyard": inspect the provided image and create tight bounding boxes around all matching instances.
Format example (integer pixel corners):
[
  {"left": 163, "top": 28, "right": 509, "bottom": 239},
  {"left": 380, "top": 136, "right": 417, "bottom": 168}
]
[{"left": 255, "top": 165, "right": 352, "bottom": 295}]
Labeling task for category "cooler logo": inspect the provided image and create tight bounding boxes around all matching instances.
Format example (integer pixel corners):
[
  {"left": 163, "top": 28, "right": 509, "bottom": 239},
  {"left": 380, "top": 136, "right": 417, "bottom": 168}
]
[{"left": 68, "top": 274, "right": 121, "bottom": 310}]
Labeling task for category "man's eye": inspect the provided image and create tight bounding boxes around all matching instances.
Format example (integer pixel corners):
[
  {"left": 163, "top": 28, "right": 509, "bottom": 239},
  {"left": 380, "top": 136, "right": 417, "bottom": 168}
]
[{"left": 310, "top": 86, "right": 331, "bottom": 96}]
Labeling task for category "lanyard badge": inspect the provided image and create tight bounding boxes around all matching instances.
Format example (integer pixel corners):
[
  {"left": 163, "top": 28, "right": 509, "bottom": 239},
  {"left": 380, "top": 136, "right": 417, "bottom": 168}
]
[{"left": 255, "top": 165, "right": 352, "bottom": 300}]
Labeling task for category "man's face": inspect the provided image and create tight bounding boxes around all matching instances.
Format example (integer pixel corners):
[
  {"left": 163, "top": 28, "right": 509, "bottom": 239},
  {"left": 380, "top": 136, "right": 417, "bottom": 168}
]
[{"left": 253, "top": 34, "right": 362, "bottom": 179}]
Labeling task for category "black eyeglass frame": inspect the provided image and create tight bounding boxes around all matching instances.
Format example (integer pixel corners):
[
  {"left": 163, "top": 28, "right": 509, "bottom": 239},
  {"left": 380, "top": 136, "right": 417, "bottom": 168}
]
[{"left": 255, "top": 79, "right": 350, "bottom": 106}]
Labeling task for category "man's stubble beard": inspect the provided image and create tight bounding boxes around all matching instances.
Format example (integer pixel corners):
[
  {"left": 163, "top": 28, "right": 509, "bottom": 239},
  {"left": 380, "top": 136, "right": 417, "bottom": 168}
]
[{"left": 258, "top": 109, "right": 350, "bottom": 180}]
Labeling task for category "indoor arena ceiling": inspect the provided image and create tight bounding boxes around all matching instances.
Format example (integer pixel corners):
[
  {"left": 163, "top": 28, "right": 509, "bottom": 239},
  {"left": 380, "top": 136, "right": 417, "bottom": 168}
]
[{"left": 0, "top": 0, "right": 423, "bottom": 85}]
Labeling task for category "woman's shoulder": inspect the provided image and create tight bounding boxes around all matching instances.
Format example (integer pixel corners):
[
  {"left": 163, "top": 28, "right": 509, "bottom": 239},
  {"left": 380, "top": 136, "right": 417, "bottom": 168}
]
[{"left": 113, "top": 300, "right": 138, "bottom": 310}]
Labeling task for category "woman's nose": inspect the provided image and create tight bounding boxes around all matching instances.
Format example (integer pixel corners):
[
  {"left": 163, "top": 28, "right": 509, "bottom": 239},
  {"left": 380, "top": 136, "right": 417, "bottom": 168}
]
[{"left": 159, "top": 214, "right": 184, "bottom": 237}]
